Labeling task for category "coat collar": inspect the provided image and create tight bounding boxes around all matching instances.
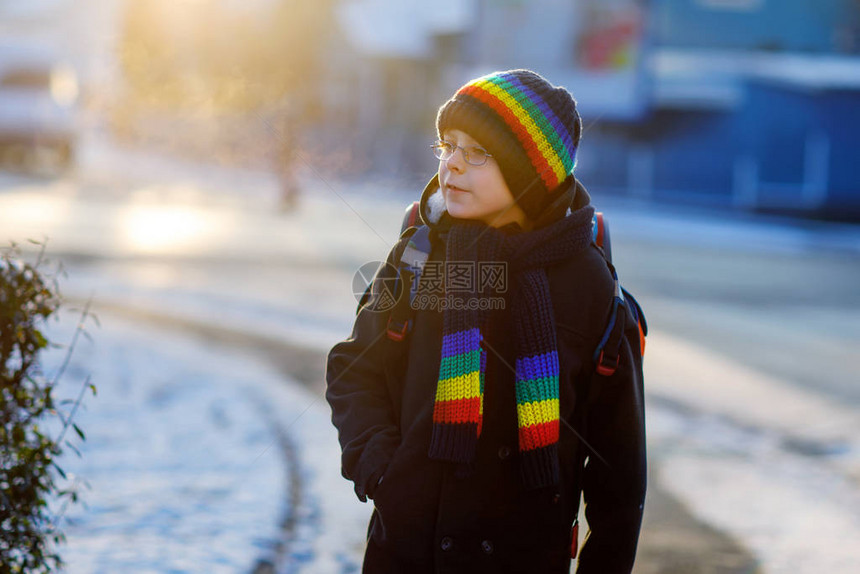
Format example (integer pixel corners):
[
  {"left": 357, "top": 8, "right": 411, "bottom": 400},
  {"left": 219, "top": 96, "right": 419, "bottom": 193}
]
[{"left": 417, "top": 173, "right": 592, "bottom": 233}]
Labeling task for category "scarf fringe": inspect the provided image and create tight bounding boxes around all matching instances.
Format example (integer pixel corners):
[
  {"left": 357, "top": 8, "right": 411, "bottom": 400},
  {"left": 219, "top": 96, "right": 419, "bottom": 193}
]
[
  {"left": 519, "top": 445, "right": 561, "bottom": 490},
  {"left": 429, "top": 423, "right": 480, "bottom": 463}
]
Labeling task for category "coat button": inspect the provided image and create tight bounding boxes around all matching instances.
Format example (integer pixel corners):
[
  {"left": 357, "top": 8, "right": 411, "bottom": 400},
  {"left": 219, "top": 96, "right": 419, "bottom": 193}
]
[
  {"left": 481, "top": 539, "right": 494, "bottom": 554},
  {"left": 440, "top": 536, "right": 454, "bottom": 551},
  {"left": 497, "top": 446, "right": 511, "bottom": 460},
  {"left": 552, "top": 493, "right": 561, "bottom": 504}
]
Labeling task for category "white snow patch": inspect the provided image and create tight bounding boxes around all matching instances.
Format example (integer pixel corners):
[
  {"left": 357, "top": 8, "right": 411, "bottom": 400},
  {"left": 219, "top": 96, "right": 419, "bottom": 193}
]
[
  {"left": 660, "top": 452, "right": 860, "bottom": 573},
  {"left": 646, "top": 329, "right": 860, "bottom": 465},
  {"left": 42, "top": 309, "right": 370, "bottom": 572}
]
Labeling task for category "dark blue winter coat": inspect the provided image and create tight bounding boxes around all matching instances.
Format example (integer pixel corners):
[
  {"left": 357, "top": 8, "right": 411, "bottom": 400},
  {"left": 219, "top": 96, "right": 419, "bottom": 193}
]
[{"left": 326, "top": 176, "right": 647, "bottom": 573}]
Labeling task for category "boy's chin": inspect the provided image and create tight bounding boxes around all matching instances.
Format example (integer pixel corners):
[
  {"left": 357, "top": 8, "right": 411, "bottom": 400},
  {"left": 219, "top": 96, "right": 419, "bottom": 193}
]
[{"left": 446, "top": 203, "right": 481, "bottom": 221}]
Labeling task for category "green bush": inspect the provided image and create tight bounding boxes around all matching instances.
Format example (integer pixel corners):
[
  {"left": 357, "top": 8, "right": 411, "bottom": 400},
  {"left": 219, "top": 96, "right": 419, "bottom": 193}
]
[{"left": 1, "top": 243, "right": 94, "bottom": 573}]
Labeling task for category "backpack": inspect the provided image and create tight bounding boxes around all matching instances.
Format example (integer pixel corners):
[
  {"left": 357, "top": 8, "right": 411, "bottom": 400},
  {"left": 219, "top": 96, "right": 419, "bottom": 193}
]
[{"left": 383, "top": 201, "right": 647, "bottom": 375}]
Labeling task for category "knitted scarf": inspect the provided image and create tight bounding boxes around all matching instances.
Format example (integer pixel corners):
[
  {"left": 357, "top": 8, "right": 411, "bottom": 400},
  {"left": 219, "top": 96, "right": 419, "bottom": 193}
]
[{"left": 427, "top": 203, "right": 595, "bottom": 489}]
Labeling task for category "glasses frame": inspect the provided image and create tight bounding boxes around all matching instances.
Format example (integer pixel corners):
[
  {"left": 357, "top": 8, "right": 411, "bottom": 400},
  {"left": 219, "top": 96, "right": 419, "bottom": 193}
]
[{"left": 431, "top": 140, "right": 494, "bottom": 167}]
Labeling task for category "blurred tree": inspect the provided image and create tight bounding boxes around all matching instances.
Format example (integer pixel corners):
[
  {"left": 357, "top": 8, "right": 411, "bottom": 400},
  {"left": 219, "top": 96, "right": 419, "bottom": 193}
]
[
  {"left": 118, "top": 0, "right": 333, "bottom": 113},
  {"left": 115, "top": 0, "right": 334, "bottom": 170}
]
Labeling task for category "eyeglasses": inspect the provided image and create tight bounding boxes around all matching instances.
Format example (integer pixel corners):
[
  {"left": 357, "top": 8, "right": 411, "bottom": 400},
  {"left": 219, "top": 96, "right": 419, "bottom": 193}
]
[{"left": 431, "top": 140, "right": 494, "bottom": 166}]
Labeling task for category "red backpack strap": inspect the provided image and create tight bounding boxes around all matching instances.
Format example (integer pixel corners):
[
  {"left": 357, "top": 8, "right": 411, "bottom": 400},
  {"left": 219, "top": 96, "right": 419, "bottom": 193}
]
[
  {"left": 592, "top": 211, "right": 612, "bottom": 264},
  {"left": 594, "top": 212, "right": 605, "bottom": 247},
  {"left": 622, "top": 286, "right": 648, "bottom": 357},
  {"left": 400, "top": 201, "right": 421, "bottom": 235}
]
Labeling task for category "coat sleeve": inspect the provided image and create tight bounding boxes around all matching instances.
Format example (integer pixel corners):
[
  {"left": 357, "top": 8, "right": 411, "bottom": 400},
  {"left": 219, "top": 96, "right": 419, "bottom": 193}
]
[
  {"left": 325, "top": 239, "right": 406, "bottom": 503},
  {"left": 576, "top": 302, "right": 647, "bottom": 574}
]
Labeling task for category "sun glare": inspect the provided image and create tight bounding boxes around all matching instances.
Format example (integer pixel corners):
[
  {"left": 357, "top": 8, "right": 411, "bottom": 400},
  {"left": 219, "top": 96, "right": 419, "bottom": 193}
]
[{"left": 119, "top": 203, "right": 229, "bottom": 255}]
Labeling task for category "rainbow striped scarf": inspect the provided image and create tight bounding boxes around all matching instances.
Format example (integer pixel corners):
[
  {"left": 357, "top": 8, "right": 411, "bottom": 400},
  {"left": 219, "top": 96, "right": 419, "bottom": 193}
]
[{"left": 427, "top": 204, "right": 594, "bottom": 489}]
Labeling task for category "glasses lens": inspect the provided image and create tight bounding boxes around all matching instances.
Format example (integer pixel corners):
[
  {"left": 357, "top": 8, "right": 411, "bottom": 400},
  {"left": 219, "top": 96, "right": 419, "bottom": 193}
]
[
  {"left": 433, "top": 141, "right": 453, "bottom": 160},
  {"left": 464, "top": 146, "right": 489, "bottom": 166}
]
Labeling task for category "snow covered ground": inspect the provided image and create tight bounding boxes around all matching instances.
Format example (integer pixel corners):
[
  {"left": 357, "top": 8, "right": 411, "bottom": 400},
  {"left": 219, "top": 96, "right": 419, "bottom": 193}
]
[
  {"left": 646, "top": 332, "right": 860, "bottom": 573},
  {"left": 41, "top": 280, "right": 860, "bottom": 573},
  {"left": 43, "top": 262, "right": 860, "bottom": 573},
  {"left": 43, "top": 309, "right": 370, "bottom": 573},
  {"left": 3, "top": 135, "right": 860, "bottom": 572}
]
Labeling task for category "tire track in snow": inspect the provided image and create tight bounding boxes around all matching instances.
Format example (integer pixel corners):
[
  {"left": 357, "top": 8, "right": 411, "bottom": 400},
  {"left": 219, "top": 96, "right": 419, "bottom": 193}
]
[{"left": 249, "top": 396, "right": 305, "bottom": 574}]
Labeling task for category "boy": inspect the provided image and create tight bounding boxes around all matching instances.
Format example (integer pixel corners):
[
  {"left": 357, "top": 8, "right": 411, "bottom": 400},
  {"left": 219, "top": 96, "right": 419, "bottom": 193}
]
[{"left": 326, "top": 69, "right": 646, "bottom": 573}]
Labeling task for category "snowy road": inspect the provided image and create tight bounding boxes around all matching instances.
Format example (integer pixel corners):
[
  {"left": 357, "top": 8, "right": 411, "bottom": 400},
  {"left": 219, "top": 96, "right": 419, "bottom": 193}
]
[
  {"left": 645, "top": 334, "right": 860, "bottom": 573},
  {"left": 44, "top": 308, "right": 371, "bottom": 573},
  {"left": 47, "top": 265, "right": 860, "bottom": 574},
  {"left": 3, "top": 136, "right": 860, "bottom": 572}
]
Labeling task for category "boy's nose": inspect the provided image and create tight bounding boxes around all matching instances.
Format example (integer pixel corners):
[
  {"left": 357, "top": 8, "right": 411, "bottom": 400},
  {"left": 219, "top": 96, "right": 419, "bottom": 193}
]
[{"left": 445, "top": 150, "right": 466, "bottom": 173}]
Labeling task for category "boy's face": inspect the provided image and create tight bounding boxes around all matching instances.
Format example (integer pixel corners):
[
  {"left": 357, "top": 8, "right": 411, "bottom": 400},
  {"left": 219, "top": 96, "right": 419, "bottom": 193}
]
[{"left": 438, "top": 129, "right": 529, "bottom": 229}]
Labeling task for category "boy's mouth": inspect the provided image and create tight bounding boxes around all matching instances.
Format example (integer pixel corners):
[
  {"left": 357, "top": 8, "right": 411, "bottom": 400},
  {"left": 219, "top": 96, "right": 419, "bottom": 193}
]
[{"left": 446, "top": 183, "right": 468, "bottom": 193}]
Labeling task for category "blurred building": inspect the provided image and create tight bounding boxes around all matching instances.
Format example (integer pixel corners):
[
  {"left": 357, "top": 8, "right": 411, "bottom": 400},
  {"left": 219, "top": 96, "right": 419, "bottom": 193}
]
[
  {"left": 3, "top": 0, "right": 857, "bottom": 217},
  {"left": 328, "top": 0, "right": 860, "bottom": 219},
  {"left": 315, "top": 0, "right": 473, "bottom": 179},
  {"left": 610, "top": 0, "right": 860, "bottom": 219},
  {"left": 0, "top": 0, "right": 124, "bottom": 170}
]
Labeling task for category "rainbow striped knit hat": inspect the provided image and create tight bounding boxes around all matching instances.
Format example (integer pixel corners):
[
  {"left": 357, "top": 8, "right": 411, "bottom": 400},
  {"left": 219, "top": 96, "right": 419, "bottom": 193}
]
[{"left": 436, "top": 69, "right": 582, "bottom": 219}]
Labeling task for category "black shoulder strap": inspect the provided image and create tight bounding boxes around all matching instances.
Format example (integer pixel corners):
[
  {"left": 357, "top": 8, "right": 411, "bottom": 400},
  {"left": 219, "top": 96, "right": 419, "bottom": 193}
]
[
  {"left": 592, "top": 254, "right": 627, "bottom": 376},
  {"left": 355, "top": 225, "right": 417, "bottom": 314},
  {"left": 590, "top": 210, "right": 648, "bottom": 366},
  {"left": 386, "top": 225, "right": 432, "bottom": 342}
]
